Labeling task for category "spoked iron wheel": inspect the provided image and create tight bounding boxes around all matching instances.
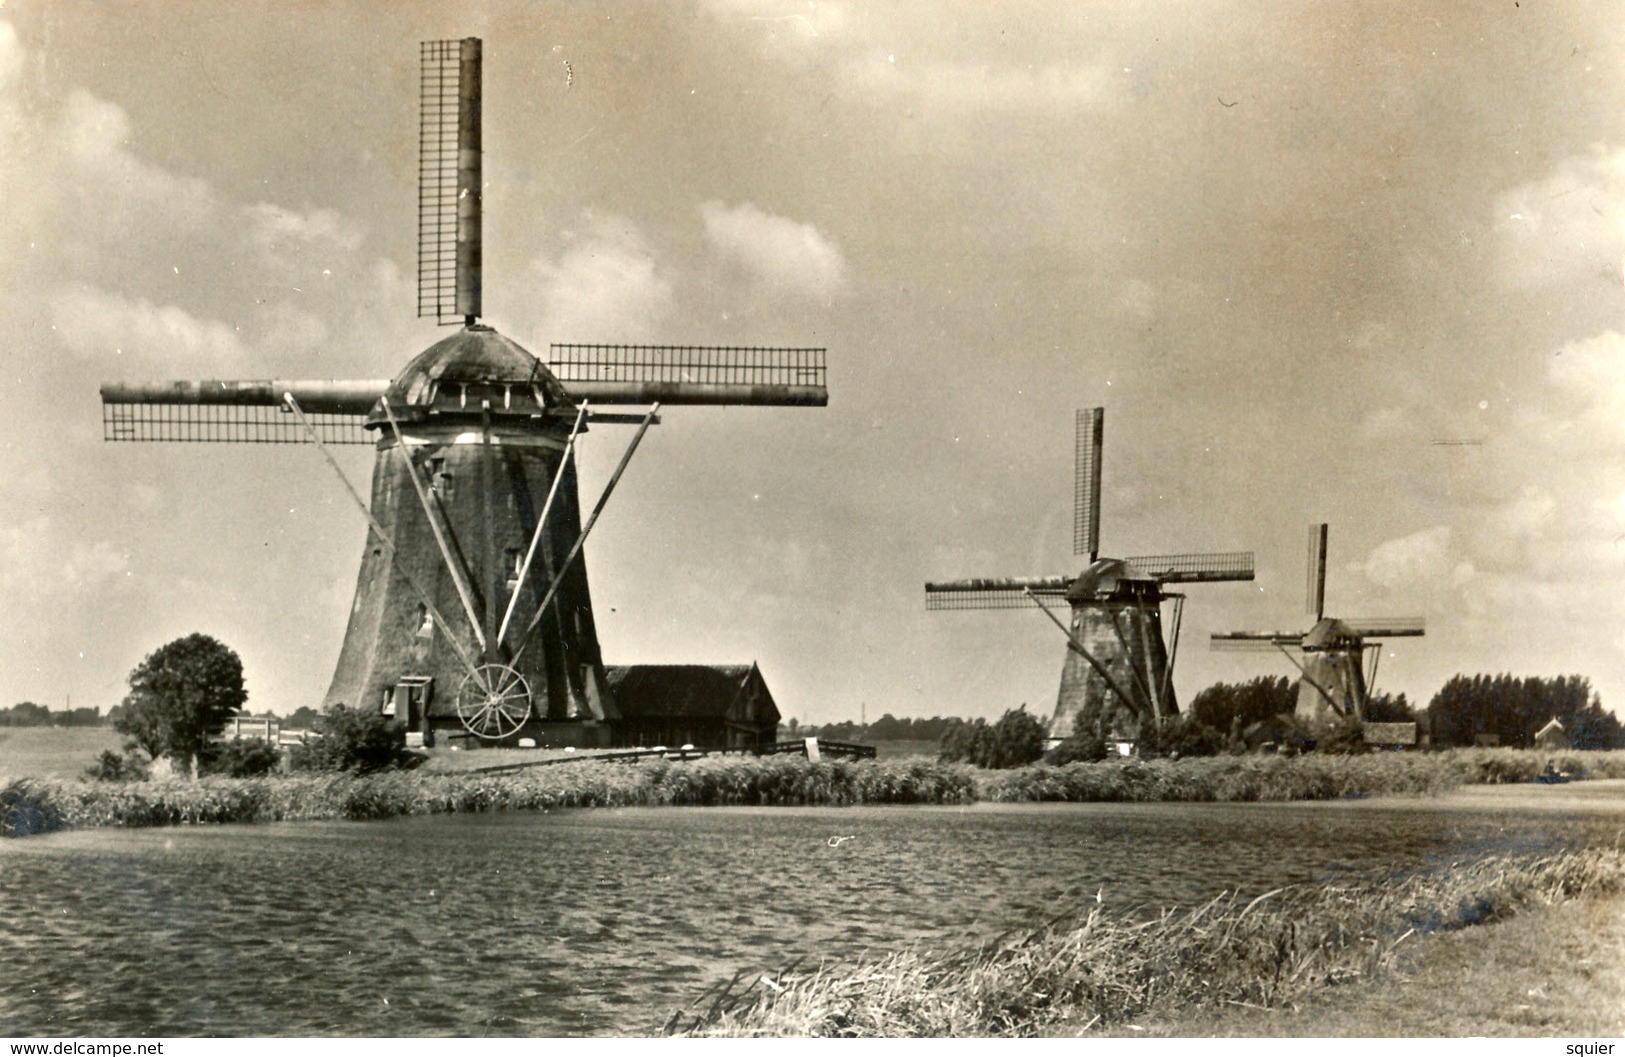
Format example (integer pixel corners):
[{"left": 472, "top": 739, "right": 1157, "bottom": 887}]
[{"left": 457, "top": 664, "right": 532, "bottom": 739}]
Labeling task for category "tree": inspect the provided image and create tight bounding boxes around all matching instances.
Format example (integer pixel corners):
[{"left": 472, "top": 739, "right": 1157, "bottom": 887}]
[
  {"left": 114, "top": 633, "right": 247, "bottom": 776},
  {"left": 285, "top": 705, "right": 322, "bottom": 730},
  {"left": 1188, "top": 676, "right": 1296, "bottom": 733},
  {"left": 287, "top": 704, "right": 421, "bottom": 774},
  {"left": 1427, "top": 674, "right": 1616, "bottom": 749},
  {"left": 1363, "top": 691, "right": 1415, "bottom": 724},
  {"left": 1, "top": 702, "right": 53, "bottom": 727},
  {"left": 939, "top": 708, "right": 1047, "bottom": 769}
]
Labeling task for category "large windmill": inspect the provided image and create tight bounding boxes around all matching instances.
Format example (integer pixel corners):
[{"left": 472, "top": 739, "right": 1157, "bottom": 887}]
[
  {"left": 926, "top": 408, "right": 1254, "bottom": 742},
  {"left": 1210, "top": 523, "right": 1424, "bottom": 724},
  {"left": 98, "top": 39, "right": 826, "bottom": 748}
]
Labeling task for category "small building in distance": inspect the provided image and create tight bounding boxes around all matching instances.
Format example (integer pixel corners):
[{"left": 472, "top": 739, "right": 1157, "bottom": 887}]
[
  {"left": 1534, "top": 716, "right": 1567, "bottom": 750},
  {"left": 605, "top": 663, "right": 781, "bottom": 751}
]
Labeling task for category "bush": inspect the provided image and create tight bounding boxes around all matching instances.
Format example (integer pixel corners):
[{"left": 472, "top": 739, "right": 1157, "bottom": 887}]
[
  {"left": 205, "top": 738, "right": 283, "bottom": 778},
  {"left": 1044, "top": 733, "right": 1107, "bottom": 765},
  {"left": 85, "top": 749, "right": 151, "bottom": 782},
  {"left": 288, "top": 704, "right": 422, "bottom": 774},
  {"left": 1, "top": 778, "right": 64, "bottom": 837}
]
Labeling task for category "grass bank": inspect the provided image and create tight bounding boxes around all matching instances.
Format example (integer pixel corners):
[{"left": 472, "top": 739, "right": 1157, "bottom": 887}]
[
  {"left": 5, "top": 747, "right": 1624, "bottom": 838},
  {"left": 663, "top": 846, "right": 1625, "bottom": 1037}
]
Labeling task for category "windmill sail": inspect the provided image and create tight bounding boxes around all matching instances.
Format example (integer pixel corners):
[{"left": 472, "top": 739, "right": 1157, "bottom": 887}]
[
  {"left": 1073, "top": 407, "right": 1103, "bottom": 559},
  {"left": 924, "top": 576, "right": 1070, "bottom": 610},
  {"left": 100, "top": 380, "right": 385, "bottom": 444},
  {"left": 1126, "top": 551, "right": 1254, "bottom": 583},
  {"left": 418, "top": 38, "right": 480, "bottom": 326},
  {"left": 1307, "top": 522, "right": 1328, "bottom": 619},
  {"left": 550, "top": 344, "right": 827, "bottom": 407},
  {"left": 1343, "top": 616, "right": 1426, "bottom": 637},
  {"left": 1210, "top": 630, "right": 1307, "bottom": 651}
]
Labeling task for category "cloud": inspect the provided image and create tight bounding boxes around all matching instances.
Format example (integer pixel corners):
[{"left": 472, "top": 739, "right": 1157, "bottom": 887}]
[
  {"left": 1494, "top": 148, "right": 1625, "bottom": 291},
  {"left": 0, "top": 19, "right": 21, "bottom": 89},
  {"left": 242, "top": 202, "right": 364, "bottom": 271},
  {"left": 700, "top": 200, "right": 846, "bottom": 297},
  {"left": 698, "top": 0, "right": 853, "bottom": 50},
  {"left": 519, "top": 211, "right": 673, "bottom": 342},
  {"left": 1357, "top": 525, "right": 1455, "bottom": 591},
  {"left": 59, "top": 89, "right": 217, "bottom": 231},
  {"left": 49, "top": 282, "right": 252, "bottom": 371},
  {"left": 1545, "top": 329, "right": 1625, "bottom": 443},
  {"left": 0, "top": 514, "right": 130, "bottom": 601}
]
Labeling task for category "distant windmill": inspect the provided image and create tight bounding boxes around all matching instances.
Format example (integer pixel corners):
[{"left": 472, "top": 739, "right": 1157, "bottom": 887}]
[
  {"left": 1210, "top": 523, "right": 1424, "bottom": 723},
  {"left": 926, "top": 408, "right": 1254, "bottom": 742},
  {"left": 98, "top": 39, "right": 827, "bottom": 747}
]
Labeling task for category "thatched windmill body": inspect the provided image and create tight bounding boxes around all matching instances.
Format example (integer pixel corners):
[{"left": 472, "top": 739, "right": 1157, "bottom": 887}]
[
  {"left": 1210, "top": 523, "right": 1424, "bottom": 724},
  {"left": 926, "top": 408, "right": 1254, "bottom": 742},
  {"left": 98, "top": 40, "right": 826, "bottom": 747}
]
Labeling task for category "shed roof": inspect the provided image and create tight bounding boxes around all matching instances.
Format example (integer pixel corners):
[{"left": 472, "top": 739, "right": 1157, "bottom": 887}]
[{"left": 605, "top": 663, "right": 775, "bottom": 722}]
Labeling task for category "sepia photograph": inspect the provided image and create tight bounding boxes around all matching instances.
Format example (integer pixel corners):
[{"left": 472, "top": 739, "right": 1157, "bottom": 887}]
[{"left": 2, "top": 0, "right": 1622, "bottom": 1042}]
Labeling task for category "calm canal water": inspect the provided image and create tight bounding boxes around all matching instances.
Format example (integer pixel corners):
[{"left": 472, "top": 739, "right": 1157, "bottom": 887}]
[{"left": 2, "top": 785, "right": 1622, "bottom": 1037}]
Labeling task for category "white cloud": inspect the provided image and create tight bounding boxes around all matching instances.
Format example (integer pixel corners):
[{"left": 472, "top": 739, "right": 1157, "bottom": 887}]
[
  {"left": 59, "top": 89, "right": 217, "bottom": 229},
  {"left": 49, "top": 282, "right": 252, "bottom": 370},
  {"left": 1495, "top": 148, "right": 1625, "bottom": 291},
  {"left": 1546, "top": 329, "right": 1625, "bottom": 442},
  {"left": 520, "top": 211, "right": 673, "bottom": 342},
  {"left": 243, "top": 202, "right": 364, "bottom": 271},
  {"left": 0, "top": 20, "right": 21, "bottom": 89},
  {"left": 1357, "top": 525, "right": 1455, "bottom": 591},
  {"left": 698, "top": 0, "right": 853, "bottom": 49},
  {"left": 700, "top": 200, "right": 846, "bottom": 298}
]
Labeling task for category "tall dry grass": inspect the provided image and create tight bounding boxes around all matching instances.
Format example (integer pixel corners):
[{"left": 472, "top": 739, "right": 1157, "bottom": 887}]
[
  {"left": 665, "top": 845, "right": 1625, "bottom": 1037},
  {"left": 6, "top": 747, "right": 1624, "bottom": 838}
]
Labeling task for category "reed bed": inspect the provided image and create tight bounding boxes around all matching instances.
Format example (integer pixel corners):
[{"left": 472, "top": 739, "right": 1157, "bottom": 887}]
[
  {"left": 5, "top": 747, "right": 1622, "bottom": 839},
  {"left": 978, "top": 753, "right": 1464, "bottom": 803},
  {"left": 664, "top": 845, "right": 1625, "bottom": 1037}
]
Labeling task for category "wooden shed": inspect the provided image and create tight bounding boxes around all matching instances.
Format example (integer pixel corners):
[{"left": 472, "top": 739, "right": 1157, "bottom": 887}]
[
  {"left": 605, "top": 663, "right": 781, "bottom": 751},
  {"left": 1534, "top": 717, "right": 1568, "bottom": 750}
]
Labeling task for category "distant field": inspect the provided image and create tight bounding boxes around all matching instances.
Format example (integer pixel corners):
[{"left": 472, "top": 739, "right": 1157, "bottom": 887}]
[
  {"left": 0, "top": 729, "right": 933, "bottom": 780},
  {"left": 0, "top": 726, "right": 122, "bottom": 779}
]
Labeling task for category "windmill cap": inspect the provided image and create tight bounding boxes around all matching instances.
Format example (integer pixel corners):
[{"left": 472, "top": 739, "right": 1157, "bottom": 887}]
[
  {"left": 1303, "top": 617, "right": 1361, "bottom": 650},
  {"left": 1066, "top": 558, "right": 1158, "bottom": 601},
  {"left": 368, "top": 325, "right": 573, "bottom": 425}
]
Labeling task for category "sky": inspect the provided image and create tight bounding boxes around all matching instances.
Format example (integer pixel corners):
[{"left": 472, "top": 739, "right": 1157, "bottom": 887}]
[{"left": 2, "top": 1, "right": 1622, "bottom": 727}]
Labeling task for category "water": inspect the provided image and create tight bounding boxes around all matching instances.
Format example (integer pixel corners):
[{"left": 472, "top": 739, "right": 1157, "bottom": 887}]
[{"left": 2, "top": 787, "right": 1622, "bottom": 1037}]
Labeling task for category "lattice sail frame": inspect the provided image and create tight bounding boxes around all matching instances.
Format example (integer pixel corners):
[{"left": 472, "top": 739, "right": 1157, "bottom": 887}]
[
  {"left": 102, "top": 402, "right": 371, "bottom": 445},
  {"left": 1073, "top": 407, "right": 1103, "bottom": 558},
  {"left": 417, "top": 38, "right": 480, "bottom": 325},
  {"left": 549, "top": 344, "right": 827, "bottom": 388}
]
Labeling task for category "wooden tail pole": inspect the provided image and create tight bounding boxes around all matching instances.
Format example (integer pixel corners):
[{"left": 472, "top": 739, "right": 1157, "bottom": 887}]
[
  {"left": 1025, "top": 588, "right": 1144, "bottom": 716},
  {"left": 497, "top": 403, "right": 588, "bottom": 647},
  {"left": 1158, "top": 594, "right": 1185, "bottom": 718},
  {"left": 380, "top": 396, "right": 487, "bottom": 652},
  {"left": 1273, "top": 641, "right": 1346, "bottom": 718},
  {"left": 285, "top": 394, "right": 487, "bottom": 688},
  {"left": 1104, "top": 609, "right": 1158, "bottom": 718},
  {"left": 509, "top": 404, "right": 660, "bottom": 669}
]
